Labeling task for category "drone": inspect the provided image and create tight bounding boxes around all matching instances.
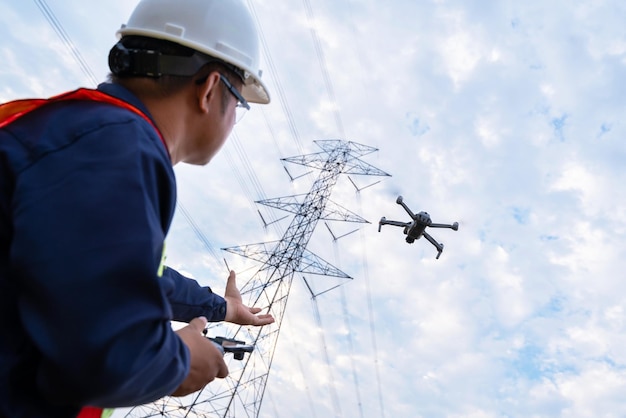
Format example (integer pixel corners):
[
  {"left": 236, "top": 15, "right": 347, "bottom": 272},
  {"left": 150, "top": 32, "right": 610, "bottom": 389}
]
[{"left": 378, "top": 195, "right": 459, "bottom": 259}]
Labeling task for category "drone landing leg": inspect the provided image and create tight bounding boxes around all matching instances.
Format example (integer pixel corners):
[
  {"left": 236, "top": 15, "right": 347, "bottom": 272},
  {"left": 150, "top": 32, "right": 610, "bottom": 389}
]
[{"left": 423, "top": 231, "right": 444, "bottom": 259}]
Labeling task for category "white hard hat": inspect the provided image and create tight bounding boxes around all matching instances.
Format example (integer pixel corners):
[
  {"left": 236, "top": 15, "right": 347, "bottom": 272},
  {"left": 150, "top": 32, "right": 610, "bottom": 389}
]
[{"left": 117, "top": 0, "right": 270, "bottom": 104}]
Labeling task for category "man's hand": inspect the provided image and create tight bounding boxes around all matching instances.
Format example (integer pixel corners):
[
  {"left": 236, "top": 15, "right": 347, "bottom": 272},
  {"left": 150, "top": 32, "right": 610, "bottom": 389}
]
[
  {"left": 223, "top": 271, "right": 275, "bottom": 326},
  {"left": 171, "top": 317, "right": 228, "bottom": 397}
]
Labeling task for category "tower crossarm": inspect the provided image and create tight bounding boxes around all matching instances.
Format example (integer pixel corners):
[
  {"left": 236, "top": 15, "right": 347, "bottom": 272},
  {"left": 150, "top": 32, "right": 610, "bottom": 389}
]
[
  {"left": 281, "top": 153, "right": 390, "bottom": 177},
  {"left": 321, "top": 199, "right": 369, "bottom": 223},
  {"left": 281, "top": 140, "right": 390, "bottom": 177},
  {"left": 342, "top": 159, "right": 391, "bottom": 176},
  {"left": 222, "top": 241, "right": 279, "bottom": 264},
  {"left": 315, "top": 139, "right": 379, "bottom": 157},
  {"left": 257, "top": 196, "right": 369, "bottom": 223},
  {"left": 295, "top": 248, "right": 352, "bottom": 278}
]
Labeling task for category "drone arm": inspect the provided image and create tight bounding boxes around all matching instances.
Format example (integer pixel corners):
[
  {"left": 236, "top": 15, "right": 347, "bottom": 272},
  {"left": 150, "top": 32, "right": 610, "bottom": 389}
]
[
  {"left": 396, "top": 196, "right": 417, "bottom": 219},
  {"left": 379, "top": 219, "right": 411, "bottom": 231},
  {"left": 428, "top": 222, "right": 459, "bottom": 231},
  {"left": 422, "top": 231, "right": 444, "bottom": 259}
]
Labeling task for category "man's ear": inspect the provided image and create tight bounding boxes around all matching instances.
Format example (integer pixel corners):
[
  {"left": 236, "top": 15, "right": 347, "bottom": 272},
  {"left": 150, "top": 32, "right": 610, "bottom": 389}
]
[{"left": 196, "top": 71, "right": 221, "bottom": 114}]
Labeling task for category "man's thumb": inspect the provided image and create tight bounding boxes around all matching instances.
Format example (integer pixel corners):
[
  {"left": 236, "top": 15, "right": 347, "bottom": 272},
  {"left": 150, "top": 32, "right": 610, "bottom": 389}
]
[
  {"left": 188, "top": 316, "right": 208, "bottom": 332},
  {"left": 225, "top": 270, "right": 237, "bottom": 292}
]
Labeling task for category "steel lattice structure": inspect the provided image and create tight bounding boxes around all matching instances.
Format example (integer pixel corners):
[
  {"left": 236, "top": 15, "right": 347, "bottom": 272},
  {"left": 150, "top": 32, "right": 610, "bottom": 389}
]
[{"left": 123, "top": 139, "right": 389, "bottom": 417}]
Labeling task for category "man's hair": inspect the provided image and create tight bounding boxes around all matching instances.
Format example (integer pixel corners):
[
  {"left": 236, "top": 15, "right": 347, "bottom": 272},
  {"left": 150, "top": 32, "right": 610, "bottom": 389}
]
[{"left": 108, "top": 35, "right": 238, "bottom": 110}]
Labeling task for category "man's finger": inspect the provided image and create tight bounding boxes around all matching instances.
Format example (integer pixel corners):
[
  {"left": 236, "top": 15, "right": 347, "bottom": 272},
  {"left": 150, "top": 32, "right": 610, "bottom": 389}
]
[{"left": 255, "top": 315, "right": 275, "bottom": 325}]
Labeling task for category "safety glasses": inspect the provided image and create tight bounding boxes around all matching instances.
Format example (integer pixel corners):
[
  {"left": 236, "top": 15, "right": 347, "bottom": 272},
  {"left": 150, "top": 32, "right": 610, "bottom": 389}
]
[{"left": 219, "top": 74, "right": 250, "bottom": 123}]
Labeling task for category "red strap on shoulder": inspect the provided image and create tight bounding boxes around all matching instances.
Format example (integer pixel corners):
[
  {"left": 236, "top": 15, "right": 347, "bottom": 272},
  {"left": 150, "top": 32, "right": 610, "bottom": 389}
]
[
  {"left": 0, "top": 98, "right": 48, "bottom": 129},
  {"left": 0, "top": 88, "right": 168, "bottom": 153}
]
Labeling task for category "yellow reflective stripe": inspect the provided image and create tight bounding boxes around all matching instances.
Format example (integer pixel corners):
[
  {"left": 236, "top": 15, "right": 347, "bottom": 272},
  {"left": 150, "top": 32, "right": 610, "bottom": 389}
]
[
  {"left": 157, "top": 242, "right": 167, "bottom": 277},
  {"left": 101, "top": 409, "right": 114, "bottom": 418}
]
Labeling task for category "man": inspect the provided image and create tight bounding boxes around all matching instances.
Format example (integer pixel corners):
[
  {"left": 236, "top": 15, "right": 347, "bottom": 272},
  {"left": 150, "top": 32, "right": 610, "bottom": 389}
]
[{"left": 0, "top": 0, "right": 274, "bottom": 416}]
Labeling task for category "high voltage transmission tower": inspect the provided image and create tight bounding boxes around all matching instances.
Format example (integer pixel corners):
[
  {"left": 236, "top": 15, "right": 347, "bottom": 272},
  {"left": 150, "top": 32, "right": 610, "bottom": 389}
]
[{"left": 124, "top": 139, "right": 389, "bottom": 417}]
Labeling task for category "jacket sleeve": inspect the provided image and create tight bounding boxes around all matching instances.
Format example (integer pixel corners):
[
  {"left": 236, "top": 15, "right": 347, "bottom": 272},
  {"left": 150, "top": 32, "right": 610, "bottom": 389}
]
[
  {"left": 161, "top": 267, "right": 227, "bottom": 323},
  {"left": 10, "top": 112, "right": 188, "bottom": 407}
]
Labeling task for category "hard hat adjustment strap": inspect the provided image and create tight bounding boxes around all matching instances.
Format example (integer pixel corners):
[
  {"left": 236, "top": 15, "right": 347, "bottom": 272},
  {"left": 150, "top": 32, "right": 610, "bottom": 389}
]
[{"left": 109, "top": 41, "right": 213, "bottom": 78}]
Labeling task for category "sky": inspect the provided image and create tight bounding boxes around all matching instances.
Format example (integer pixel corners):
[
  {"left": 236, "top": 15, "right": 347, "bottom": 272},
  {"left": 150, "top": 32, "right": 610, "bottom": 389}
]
[{"left": 2, "top": 0, "right": 626, "bottom": 417}]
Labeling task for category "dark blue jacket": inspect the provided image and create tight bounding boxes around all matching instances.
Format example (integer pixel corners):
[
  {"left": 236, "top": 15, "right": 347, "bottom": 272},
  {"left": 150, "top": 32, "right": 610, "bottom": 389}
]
[{"left": 0, "top": 83, "right": 227, "bottom": 417}]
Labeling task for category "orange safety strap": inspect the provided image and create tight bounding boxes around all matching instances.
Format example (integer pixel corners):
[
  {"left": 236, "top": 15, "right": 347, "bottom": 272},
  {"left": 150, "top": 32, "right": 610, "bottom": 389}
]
[{"left": 0, "top": 88, "right": 168, "bottom": 153}]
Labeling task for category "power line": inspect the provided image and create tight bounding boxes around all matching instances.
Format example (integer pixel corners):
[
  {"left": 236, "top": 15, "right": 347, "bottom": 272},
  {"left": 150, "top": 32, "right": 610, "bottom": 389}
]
[
  {"left": 309, "top": 292, "right": 342, "bottom": 418},
  {"left": 284, "top": 315, "right": 318, "bottom": 418},
  {"left": 231, "top": 132, "right": 268, "bottom": 202},
  {"left": 247, "top": 0, "right": 306, "bottom": 156},
  {"left": 33, "top": 0, "right": 99, "bottom": 87},
  {"left": 176, "top": 202, "right": 223, "bottom": 266},
  {"left": 330, "top": 236, "right": 365, "bottom": 417},
  {"left": 301, "top": 0, "right": 347, "bottom": 140},
  {"left": 356, "top": 195, "right": 386, "bottom": 418},
  {"left": 339, "top": 285, "right": 364, "bottom": 417},
  {"left": 224, "top": 133, "right": 286, "bottom": 235}
]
